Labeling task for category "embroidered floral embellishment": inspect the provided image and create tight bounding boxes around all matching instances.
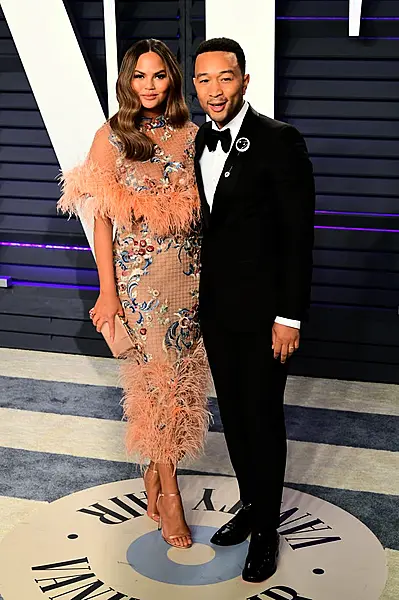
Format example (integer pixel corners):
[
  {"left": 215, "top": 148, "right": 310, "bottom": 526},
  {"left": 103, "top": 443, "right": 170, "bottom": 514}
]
[{"left": 140, "top": 115, "right": 168, "bottom": 130}]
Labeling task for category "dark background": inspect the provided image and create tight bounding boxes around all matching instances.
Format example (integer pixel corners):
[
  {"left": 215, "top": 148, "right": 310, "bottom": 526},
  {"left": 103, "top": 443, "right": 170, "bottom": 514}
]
[{"left": 0, "top": 0, "right": 398, "bottom": 383}]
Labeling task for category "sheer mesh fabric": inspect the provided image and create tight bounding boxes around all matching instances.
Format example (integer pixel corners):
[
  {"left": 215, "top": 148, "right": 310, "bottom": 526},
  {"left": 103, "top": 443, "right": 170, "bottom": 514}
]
[{"left": 58, "top": 119, "right": 210, "bottom": 466}]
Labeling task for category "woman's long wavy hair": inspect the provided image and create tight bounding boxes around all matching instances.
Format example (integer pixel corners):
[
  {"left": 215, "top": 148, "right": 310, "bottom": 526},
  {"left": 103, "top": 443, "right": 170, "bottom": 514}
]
[{"left": 109, "top": 39, "right": 189, "bottom": 161}]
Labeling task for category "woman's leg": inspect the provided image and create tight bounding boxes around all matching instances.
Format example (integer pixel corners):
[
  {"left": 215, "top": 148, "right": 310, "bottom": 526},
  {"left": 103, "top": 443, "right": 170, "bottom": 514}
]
[
  {"left": 143, "top": 460, "right": 161, "bottom": 522},
  {"left": 157, "top": 462, "right": 192, "bottom": 548}
]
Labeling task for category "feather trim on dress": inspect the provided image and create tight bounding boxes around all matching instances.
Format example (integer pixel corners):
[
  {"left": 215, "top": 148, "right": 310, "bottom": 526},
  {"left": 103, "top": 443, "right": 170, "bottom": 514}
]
[
  {"left": 57, "top": 161, "right": 200, "bottom": 237},
  {"left": 120, "top": 341, "right": 211, "bottom": 466}
]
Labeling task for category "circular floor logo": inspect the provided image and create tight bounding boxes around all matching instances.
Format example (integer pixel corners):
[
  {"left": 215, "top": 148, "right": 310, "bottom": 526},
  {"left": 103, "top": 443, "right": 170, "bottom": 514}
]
[{"left": 0, "top": 476, "right": 387, "bottom": 600}]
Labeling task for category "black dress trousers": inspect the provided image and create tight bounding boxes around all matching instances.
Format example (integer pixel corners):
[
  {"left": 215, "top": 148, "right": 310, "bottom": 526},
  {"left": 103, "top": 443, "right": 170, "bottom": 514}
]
[{"left": 202, "top": 319, "right": 288, "bottom": 531}]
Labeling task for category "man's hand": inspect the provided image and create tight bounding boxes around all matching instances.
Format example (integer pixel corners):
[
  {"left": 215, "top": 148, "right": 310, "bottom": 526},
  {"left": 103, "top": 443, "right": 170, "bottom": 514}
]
[{"left": 272, "top": 323, "right": 300, "bottom": 364}]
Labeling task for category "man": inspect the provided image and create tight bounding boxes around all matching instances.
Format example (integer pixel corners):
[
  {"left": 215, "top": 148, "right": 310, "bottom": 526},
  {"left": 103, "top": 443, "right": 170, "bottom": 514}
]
[{"left": 193, "top": 38, "right": 315, "bottom": 583}]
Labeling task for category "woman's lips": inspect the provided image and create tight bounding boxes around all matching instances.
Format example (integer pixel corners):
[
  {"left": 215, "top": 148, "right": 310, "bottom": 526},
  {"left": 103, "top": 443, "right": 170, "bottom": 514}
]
[{"left": 142, "top": 94, "right": 158, "bottom": 100}]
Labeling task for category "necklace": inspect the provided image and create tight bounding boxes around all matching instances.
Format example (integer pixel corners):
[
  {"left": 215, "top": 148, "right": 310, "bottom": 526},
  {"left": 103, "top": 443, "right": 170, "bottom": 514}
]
[{"left": 140, "top": 114, "right": 167, "bottom": 130}]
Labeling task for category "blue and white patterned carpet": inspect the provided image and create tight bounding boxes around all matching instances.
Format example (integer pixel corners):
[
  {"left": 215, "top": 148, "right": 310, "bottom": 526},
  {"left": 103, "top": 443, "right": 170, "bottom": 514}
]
[{"left": 0, "top": 348, "right": 397, "bottom": 598}]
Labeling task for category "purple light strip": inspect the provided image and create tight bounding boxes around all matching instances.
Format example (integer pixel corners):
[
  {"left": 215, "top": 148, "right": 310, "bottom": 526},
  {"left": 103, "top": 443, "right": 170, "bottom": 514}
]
[
  {"left": 0, "top": 241, "right": 90, "bottom": 251},
  {"left": 315, "top": 210, "right": 399, "bottom": 217},
  {"left": 6, "top": 224, "right": 399, "bottom": 292},
  {"left": 278, "top": 17, "right": 347, "bottom": 21},
  {"left": 13, "top": 281, "right": 99, "bottom": 291},
  {"left": 2, "top": 219, "right": 399, "bottom": 259},
  {"left": 277, "top": 16, "right": 399, "bottom": 21},
  {"left": 358, "top": 36, "right": 399, "bottom": 40},
  {"left": 315, "top": 225, "right": 399, "bottom": 233}
]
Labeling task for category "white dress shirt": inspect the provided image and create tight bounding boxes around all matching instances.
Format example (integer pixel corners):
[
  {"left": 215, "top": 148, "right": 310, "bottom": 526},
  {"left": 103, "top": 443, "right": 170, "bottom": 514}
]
[{"left": 199, "top": 101, "right": 300, "bottom": 330}]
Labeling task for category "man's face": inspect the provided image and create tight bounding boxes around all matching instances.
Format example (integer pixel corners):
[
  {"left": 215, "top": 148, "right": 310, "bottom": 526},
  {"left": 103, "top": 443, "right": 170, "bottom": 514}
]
[{"left": 193, "top": 51, "right": 249, "bottom": 128}]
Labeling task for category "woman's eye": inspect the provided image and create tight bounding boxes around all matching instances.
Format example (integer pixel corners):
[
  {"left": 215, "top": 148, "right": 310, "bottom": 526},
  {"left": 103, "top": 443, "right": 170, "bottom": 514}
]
[
  {"left": 133, "top": 74, "right": 143, "bottom": 79},
  {"left": 156, "top": 74, "right": 166, "bottom": 79}
]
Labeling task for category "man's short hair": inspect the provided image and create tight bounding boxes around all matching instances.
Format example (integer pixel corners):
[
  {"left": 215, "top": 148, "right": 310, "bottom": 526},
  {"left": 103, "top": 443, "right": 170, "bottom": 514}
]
[{"left": 195, "top": 37, "right": 246, "bottom": 75}]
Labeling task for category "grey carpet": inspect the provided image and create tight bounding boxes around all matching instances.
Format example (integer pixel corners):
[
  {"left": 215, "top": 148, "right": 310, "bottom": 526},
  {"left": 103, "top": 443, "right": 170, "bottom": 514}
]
[
  {"left": 286, "top": 482, "right": 399, "bottom": 551},
  {"left": 1, "top": 376, "right": 398, "bottom": 450},
  {"left": 0, "top": 445, "right": 397, "bottom": 551}
]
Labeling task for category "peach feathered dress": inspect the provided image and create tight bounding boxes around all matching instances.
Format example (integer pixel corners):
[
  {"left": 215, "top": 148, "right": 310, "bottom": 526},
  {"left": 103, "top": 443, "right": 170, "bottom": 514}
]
[{"left": 58, "top": 116, "right": 210, "bottom": 466}]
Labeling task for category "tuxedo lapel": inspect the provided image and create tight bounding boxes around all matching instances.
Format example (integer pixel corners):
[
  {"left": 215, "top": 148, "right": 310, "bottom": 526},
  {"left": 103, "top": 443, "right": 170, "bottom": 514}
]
[
  {"left": 194, "top": 121, "right": 211, "bottom": 229},
  {"left": 211, "top": 107, "right": 258, "bottom": 217},
  {"left": 195, "top": 108, "right": 259, "bottom": 228}
]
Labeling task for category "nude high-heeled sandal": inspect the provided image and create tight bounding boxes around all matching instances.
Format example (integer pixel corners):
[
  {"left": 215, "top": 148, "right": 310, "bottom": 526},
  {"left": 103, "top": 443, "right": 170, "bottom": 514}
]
[{"left": 157, "top": 492, "right": 193, "bottom": 549}]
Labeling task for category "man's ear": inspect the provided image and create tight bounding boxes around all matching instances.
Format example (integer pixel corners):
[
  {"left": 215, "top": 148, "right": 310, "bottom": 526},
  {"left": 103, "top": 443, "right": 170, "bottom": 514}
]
[{"left": 243, "top": 73, "right": 250, "bottom": 95}]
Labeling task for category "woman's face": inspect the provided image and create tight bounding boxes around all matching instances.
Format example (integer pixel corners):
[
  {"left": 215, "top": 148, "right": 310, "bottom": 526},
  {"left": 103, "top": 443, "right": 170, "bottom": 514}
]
[{"left": 132, "top": 51, "right": 170, "bottom": 116}]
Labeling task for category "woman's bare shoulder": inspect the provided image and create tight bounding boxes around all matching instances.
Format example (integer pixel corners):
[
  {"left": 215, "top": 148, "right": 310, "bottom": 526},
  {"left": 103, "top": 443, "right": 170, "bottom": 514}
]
[
  {"left": 181, "top": 120, "right": 199, "bottom": 145},
  {"left": 93, "top": 121, "right": 113, "bottom": 143},
  {"left": 88, "top": 121, "right": 118, "bottom": 162},
  {"left": 186, "top": 120, "right": 199, "bottom": 134}
]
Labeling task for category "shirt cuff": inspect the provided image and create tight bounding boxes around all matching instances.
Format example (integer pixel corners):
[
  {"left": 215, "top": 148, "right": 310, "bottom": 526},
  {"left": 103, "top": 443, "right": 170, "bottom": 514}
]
[{"left": 275, "top": 316, "right": 301, "bottom": 329}]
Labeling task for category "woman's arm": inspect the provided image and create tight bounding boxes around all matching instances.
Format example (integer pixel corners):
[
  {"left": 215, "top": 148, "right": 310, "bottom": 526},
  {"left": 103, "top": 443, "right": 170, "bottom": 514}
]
[
  {"left": 90, "top": 216, "right": 123, "bottom": 341},
  {"left": 94, "top": 216, "right": 116, "bottom": 295}
]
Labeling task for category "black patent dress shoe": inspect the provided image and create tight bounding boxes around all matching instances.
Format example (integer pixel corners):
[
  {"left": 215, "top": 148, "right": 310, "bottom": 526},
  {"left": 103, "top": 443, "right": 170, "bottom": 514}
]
[
  {"left": 242, "top": 530, "right": 279, "bottom": 583},
  {"left": 210, "top": 503, "right": 253, "bottom": 546}
]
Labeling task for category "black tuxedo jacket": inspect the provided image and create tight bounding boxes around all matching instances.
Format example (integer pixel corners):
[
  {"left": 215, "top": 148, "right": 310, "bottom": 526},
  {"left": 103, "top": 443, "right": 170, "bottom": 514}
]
[{"left": 194, "top": 106, "right": 315, "bottom": 332}]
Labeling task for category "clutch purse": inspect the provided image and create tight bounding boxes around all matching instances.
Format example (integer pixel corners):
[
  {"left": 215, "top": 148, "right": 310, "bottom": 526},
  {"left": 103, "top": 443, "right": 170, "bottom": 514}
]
[{"left": 101, "top": 315, "right": 135, "bottom": 359}]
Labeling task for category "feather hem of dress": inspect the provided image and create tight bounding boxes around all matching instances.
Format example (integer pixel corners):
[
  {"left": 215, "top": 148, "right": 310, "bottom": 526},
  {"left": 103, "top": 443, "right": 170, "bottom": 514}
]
[
  {"left": 57, "top": 161, "right": 201, "bottom": 236},
  {"left": 119, "top": 342, "right": 211, "bottom": 466}
]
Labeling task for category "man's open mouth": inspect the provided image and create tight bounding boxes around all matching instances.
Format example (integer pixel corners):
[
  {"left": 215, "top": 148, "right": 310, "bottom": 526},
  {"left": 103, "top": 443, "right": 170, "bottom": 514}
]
[{"left": 209, "top": 101, "right": 227, "bottom": 112}]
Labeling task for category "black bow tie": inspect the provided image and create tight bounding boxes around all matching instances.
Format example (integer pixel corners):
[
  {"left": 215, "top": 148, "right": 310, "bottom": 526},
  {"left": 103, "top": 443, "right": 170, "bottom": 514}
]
[{"left": 204, "top": 127, "right": 232, "bottom": 153}]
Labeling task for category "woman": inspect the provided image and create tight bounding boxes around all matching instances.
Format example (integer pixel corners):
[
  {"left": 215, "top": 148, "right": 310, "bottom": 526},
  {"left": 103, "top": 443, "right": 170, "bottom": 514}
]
[{"left": 58, "top": 39, "right": 209, "bottom": 549}]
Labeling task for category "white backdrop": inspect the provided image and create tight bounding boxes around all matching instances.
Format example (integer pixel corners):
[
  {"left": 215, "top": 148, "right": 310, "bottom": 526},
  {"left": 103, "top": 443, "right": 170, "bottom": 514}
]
[
  {"left": 205, "top": 0, "right": 276, "bottom": 117},
  {"left": 0, "top": 0, "right": 117, "bottom": 250},
  {"left": 1, "top": 0, "right": 364, "bottom": 254}
]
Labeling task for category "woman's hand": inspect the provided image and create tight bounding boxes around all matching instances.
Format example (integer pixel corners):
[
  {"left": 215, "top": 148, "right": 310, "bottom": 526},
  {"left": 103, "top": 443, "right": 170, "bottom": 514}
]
[{"left": 89, "top": 291, "right": 124, "bottom": 342}]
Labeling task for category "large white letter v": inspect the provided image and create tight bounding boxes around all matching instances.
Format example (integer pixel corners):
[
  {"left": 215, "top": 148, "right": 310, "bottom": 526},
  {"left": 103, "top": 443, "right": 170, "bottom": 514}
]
[
  {"left": 349, "top": 0, "right": 363, "bottom": 37},
  {"left": 1, "top": 0, "right": 112, "bottom": 249}
]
